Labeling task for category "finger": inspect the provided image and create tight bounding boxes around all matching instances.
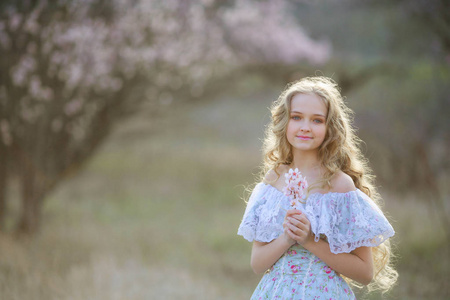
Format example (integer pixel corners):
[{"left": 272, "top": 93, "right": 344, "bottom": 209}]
[
  {"left": 288, "top": 214, "right": 303, "bottom": 223},
  {"left": 284, "top": 220, "right": 297, "bottom": 231},
  {"left": 290, "top": 212, "right": 307, "bottom": 220},
  {"left": 290, "top": 222, "right": 311, "bottom": 239},
  {"left": 286, "top": 209, "right": 302, "bottom": 217},
  {"left": 287, "top": 217, "right": 308, "bottom": 230},
  {"left": 286, "top": 225, "right": 301, "bottom": 239},
  {"left": 302, "top": 217, "right": 311, "bottom": 229},
  {"left": 287, "top": 222, "right": 307, "bottom": 237},
  {"left": 292, "top": 214, "right": 310, "bottom": 226},
  {"left": 287, "top": 216, "right": 298, "bottom": 224},
  {"left": 286, "top": 229, "right": 298, "bottom": 242},
  {"left": 285, "top": 224, "right": 299, "bottom": 238},
  {"left": 290, "top": 223, "right": 309, "bottom": 236},
  {"left": 299, "top": 216, "right": 310, "bottom": 227},
  {"left": 287, "top": 217, "right": 305, "bottom": 230}
]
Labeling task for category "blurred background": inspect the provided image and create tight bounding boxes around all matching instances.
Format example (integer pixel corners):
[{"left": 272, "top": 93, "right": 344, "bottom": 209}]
[{"left": 0, "top": 0, "right": 449, "bottom": 299}]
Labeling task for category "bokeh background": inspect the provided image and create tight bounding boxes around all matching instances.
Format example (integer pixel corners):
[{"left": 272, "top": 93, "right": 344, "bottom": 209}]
[{"left": 0, "top": 0, "right": 449, "bottom": 299}]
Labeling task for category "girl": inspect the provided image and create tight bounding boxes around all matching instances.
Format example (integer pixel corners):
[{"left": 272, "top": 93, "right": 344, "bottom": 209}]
[{"left": 238, "top": 76, "right": 397, "bottom": 299}]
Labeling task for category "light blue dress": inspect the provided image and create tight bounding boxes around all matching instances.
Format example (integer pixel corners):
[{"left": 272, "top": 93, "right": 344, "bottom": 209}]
[{"left": 237, "top": 183, "right": 395, "bottom": 300}]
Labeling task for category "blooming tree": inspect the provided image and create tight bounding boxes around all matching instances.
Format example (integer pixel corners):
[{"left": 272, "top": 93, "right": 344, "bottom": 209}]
[{"left": 0, "top": 0, "right": 330, "bottom": 234}]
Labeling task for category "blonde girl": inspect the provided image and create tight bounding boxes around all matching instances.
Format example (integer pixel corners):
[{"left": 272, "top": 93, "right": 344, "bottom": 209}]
[{"left": 238, "top": 76, "right": 397, "bottom": 299}]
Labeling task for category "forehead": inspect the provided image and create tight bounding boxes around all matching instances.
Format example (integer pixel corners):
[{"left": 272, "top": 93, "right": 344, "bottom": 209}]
[{"left": 290, "top": 93, "right": 327, "bottom": 116}]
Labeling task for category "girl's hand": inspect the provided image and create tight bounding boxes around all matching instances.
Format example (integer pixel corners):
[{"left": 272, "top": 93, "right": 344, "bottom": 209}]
[
  {"left": 282, "top": 212, "right": 297, "bottom": 247},
  {"left": 284, "top": 209, "right": 313, "bottom": 246},
  {"left": 282, "top": 209, "right": 303, "bottom": 246}
]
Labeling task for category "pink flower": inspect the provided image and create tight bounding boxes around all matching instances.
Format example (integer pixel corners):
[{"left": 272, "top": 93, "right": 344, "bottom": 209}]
[
  {"left": 283, "top": 168, "right": 308, "bottom": 209},
  {"left": 291, "top": 265, "right": 299, "bottom": 273}
]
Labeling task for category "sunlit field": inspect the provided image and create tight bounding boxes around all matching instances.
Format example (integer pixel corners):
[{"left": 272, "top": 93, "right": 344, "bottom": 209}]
[{"left": 1, "top": 86, "right": 448, "bottom": 299}]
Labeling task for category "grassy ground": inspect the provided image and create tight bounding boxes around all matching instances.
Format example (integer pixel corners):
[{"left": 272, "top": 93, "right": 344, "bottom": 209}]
[{"left": 0, "top": 85, "right": 448, "bottom": 299}]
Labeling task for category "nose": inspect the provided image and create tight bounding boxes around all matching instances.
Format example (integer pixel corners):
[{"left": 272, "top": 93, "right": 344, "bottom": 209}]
[{"left": 300, "top": 120, "right": 310, "bottom": 132}]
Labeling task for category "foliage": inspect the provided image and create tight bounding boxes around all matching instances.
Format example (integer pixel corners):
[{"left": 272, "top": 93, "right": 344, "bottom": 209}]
[
  {"left": 0, "top": 0, "right": 330, "bottom": 234},
  {"left": 286, "top": 0, "right": 450, "bottom": 240}
]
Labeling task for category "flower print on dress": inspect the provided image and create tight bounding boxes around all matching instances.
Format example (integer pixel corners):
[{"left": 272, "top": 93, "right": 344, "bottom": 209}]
[
  {"left": 291, "top": 265, "right": 300, "bottom": 273},
  {"left": 355, "top": 213, "right": 369, "bottom": 228},
  {"left": 238, "top": 182, "right": 393, "bottom": 300},
  {"left": 287, "top": 249, "right": 298, "bottom": 255}
]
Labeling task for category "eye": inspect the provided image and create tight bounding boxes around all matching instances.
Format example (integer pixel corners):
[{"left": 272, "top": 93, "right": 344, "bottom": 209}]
[
  {"left": 313, "top": 119, "right": 324, "bottom": 124},
  {"left": 291, "top": 115, "right": 301, "bottom": 120}
]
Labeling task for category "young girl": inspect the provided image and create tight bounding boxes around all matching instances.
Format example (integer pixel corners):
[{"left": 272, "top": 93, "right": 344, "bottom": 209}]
[{"left": 238, "top": 76, "right": 397, "bottom": 299}]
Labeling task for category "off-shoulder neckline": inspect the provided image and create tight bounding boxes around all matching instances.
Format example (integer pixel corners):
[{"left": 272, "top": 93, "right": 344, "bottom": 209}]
[{"left": 260, "top": 182, "right": 359, "bottom": 198}]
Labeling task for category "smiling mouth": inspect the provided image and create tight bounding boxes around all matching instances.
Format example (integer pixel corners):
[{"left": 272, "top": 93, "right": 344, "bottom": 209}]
[{"left": 297, "top": 136, "right": 312, "bottom": 140}]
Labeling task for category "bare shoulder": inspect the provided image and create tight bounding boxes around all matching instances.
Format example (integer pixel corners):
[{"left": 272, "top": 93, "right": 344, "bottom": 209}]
[
  {"left": 263, "top": 169, "right": 278, "bottom": 184},
  {"left": 262, "top": 165, "right": 289, "bottom": 185},
  {"left": 330, "top": 171, "right": 356, "bottom": 193}
]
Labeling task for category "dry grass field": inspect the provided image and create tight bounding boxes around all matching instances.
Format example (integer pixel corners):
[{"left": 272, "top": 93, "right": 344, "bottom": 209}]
[{"left": 0, "top": 86, "right": 448, "bottom": 299}]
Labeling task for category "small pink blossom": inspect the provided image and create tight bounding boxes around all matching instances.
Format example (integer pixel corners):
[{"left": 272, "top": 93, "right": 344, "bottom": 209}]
[{"left": 283, "top": 168, "right": 308, "bottom": 209}]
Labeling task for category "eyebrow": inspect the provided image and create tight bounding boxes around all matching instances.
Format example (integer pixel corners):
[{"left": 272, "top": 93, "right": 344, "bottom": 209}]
[{"left": 290, "top": 111, "right": 326, "bottom": 118}]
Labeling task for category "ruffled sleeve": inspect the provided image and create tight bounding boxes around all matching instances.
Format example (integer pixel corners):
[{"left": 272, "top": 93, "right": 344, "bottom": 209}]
[
  {"left": 304, "top": 189, "right": 395, "bottom": 254},
  {"left": 237, "top": 183, "right": 284, "bottom": 243}
]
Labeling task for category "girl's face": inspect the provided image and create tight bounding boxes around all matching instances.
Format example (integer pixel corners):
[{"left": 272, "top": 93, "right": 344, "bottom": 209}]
[{"left": 286, "top": 93, "right": 327, "bottom": 154}]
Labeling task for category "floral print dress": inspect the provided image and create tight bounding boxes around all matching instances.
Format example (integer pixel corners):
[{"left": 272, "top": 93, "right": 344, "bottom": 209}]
[{"left": 237, "top": 183, "right": 395, "bottom": 300}]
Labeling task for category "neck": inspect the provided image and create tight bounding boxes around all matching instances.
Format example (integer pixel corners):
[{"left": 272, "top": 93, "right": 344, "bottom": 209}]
[{"left": 290, "top": 149, "right": 321, "bottom": 172}]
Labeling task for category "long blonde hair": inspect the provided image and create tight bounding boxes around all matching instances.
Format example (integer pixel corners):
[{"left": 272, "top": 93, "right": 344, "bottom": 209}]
[{"left": 261, "top": 76, "right": 397, "bottom": 292}]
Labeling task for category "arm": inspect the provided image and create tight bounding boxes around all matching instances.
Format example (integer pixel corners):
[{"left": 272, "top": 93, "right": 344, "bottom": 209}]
[
  {"left": 303, "top": 238, "right": 373, "bottom": 285},
  {"left": 300, "top": 170, "right": 374, "bottom": 285},
  {"left": 251, "top": 234, "right": 294, "bottom": 274},
  {"left": 250, "top": 209, "right": 304, "bottom": 274},
  {"left": 251, "top": 169, "right": 298, "bottom": 274},
  {"left": 287, "top": 208, "right": 374, "bottom": 285}
]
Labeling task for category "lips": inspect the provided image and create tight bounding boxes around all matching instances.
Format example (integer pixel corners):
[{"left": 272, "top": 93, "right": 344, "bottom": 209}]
[{"left": 297, "top": 135, "right": 312, "bottom": 140}]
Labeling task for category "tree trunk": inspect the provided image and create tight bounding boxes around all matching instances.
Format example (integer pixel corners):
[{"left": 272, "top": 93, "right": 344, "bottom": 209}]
[
  {"left": 0, "top": 142, "right": 7, "bottom": 231},
  {"left": 16, "top": 157, "right": 45, "bottom": 235}
]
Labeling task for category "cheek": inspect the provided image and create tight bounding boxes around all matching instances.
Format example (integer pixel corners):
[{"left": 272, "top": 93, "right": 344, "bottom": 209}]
[
  {"left": 317, "top": 125, "right": 327, "bottom": 140},
  {"left": 286, "top": 121, "right": 295, "bottom": 135}
]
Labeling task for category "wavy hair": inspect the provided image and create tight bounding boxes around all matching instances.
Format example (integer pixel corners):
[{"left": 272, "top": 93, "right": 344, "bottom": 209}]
[{"left": 260, "top": 76, "right": 397, "bottom": 292}]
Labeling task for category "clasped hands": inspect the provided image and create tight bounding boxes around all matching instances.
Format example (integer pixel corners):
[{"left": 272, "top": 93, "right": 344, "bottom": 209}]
[{"left": 283, "top": 209, "right": 313, "bottom": 246}]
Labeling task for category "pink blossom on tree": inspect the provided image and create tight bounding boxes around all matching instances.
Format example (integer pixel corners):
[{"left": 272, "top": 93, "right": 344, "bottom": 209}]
[{"left": 0, "top": 0, "right": 330, "bottom": 234}]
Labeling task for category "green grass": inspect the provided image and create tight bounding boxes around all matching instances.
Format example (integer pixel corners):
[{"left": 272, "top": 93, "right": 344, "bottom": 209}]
[{"left": 1, "top": 87, "right": 449, "bottom": 299}]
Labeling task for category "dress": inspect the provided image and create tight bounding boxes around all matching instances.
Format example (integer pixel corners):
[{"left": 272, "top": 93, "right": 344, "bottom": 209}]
[{"left": 237, "top": 183, "right": 395, "bottom": 300}]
